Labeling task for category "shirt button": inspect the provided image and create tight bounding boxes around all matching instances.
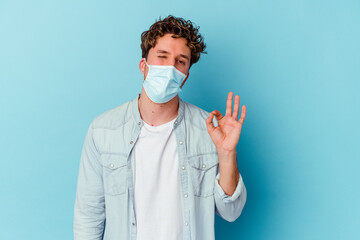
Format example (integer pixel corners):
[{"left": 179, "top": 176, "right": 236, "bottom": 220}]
[
  {"left": 132, "top": 222, "right": 136, "bottom": 226},
  {"left": 185, "top": 221, "right": 189, "bottom": 226},
  {"left": 181, "top": 166, "right": 185, "bottom": 170},
  {"left": 184, "top": 194, "right": 188, "bottom": 198},
  {"left": 179, "top": 141, "right": 183, "bottom": 145},
  {"left": 130, "top": 141, "right": 133, "bottom": 144},
  {"left": 202, "top": 164, "right": 206, "bottom": 168},
  {"left": 138, "top": 122, "right": 141, "bottom": 125},
  {"left": 110, "top": 163, "right": 114, "bottom": 168}
]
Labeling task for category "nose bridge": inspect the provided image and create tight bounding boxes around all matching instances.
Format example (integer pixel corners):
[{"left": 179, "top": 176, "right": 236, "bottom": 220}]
[{"left": 170, "top": 56, "right": 176, "bottom": 66}]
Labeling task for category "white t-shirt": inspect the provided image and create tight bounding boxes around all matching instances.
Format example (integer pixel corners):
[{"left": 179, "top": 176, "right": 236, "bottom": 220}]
[{"left": 134, "top": 117, "right": 184, "bottom": 240}]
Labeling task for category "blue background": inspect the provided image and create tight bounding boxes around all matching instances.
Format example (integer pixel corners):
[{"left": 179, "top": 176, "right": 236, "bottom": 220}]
[{"left": 1, "top": 0, "right": 359, "bottom": 239}]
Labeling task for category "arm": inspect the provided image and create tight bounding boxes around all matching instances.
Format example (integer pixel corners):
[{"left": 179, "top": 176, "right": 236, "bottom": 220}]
[
  {"left": 74, "top": 122, "right": 105, "bottom": 240},
  {"left": 205, "top": 92, "right": 247, "bottom": 222},
  {"left": 213, "top": 151, "right": 247, "bottom": 222}
]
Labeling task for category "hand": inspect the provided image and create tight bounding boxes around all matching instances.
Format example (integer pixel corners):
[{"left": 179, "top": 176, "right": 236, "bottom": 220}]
[{"left": 205, "top": 92, "right": 247, "bottom": 152}]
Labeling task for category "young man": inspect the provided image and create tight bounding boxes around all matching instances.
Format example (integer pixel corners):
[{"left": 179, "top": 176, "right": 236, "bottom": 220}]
[{"left": 74, "top": 15, "right": 247, "bottom": 240}]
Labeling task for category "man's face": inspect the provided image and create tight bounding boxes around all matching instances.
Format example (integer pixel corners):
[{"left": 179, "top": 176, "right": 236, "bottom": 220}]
[{"left": 139, "top": 33, "right": 191, "bottom": 87}]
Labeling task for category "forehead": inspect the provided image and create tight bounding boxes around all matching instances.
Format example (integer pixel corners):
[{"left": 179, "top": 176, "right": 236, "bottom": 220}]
[{"left": 152, "top": 33, "right": 191, "bottom": 57}]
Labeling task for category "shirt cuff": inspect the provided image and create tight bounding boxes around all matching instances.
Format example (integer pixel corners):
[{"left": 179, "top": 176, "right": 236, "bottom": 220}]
[{"left": 214, "top": 172, "right": 243, "bottom": 203}]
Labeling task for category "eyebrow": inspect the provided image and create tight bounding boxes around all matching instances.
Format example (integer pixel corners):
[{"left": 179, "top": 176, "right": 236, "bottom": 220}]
[{"left": 156, "top": 50, "right": 190, "bottom": 61}]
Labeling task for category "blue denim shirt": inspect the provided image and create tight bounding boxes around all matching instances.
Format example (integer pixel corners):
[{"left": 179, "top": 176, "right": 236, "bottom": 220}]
[{"left": 74, "top": 94, "right": 247, "bottom": 240}]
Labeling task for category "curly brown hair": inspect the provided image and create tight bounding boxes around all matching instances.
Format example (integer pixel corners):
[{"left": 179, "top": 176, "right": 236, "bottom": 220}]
[{"left": 141, "top": 15, "right": 207, "bottom": 68}]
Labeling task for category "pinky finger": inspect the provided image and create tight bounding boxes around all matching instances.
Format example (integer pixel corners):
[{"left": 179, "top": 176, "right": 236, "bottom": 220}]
[{"left": 238, "top": 105, "right": 247, "bottom": 124}]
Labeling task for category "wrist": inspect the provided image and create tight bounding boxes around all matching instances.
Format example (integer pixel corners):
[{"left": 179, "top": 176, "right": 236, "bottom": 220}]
[{"left": 216, "top": 148, "right": 237, "bottom": 157}]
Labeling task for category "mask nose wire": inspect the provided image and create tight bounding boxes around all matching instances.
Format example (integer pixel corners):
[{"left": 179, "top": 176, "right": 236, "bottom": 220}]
[{"left": 144, "top": 59, "right": 186, "bottom": 78}]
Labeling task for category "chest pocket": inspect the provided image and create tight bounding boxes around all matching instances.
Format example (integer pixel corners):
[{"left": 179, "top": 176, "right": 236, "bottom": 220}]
[
  {"left": 100, "top": 153, "right": 128, "bottom": 195},
  {"left": 189, "top": 153, "right": 219, "bottom": 197}
]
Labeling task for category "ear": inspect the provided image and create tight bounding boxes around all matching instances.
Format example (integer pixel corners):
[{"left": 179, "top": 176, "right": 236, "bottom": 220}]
[
  {"left": 139, "top": 58, "right": 146, "bottom": 74},
  {"left": 180, "top": 72, "right": 190, "bottom": 88}
]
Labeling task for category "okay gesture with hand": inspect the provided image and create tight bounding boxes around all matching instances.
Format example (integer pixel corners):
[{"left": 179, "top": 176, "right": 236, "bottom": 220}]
[{"left": 205, "top": 92, "right": 247, "bottom": 153}]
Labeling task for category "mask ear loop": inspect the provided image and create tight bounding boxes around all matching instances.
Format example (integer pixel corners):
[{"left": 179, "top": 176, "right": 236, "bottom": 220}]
[
  {"left": 144, "top": 58, "right": 150, "bottom": 68},
  {"left": 143, "top": 58, "right": 150, "bottom": 75}
]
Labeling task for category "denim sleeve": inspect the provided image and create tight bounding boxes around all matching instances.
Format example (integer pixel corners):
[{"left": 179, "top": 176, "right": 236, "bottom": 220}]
[
  {"left": 214, "top": 168, "right": 247, "bottom": 222},
  {"left": 74, "top": 122, "right": 105, "bottom": 240}
]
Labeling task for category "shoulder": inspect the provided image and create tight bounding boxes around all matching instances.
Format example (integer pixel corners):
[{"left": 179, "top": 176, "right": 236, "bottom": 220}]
[
  {"left": 90, "top": 98, "right": 135, "bottom": 130},
  {"left": 182, "top": 100, "right": 217, "bottom": 130},
  {"left": 183, "top": 100, "right": 209, "bottom": 118}
]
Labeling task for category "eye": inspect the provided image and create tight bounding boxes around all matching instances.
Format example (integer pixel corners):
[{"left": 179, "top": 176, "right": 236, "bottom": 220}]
[
  {"left": 158, "top": 55, "right": 166, "bottom": 58},
  {"left": 178, "top": 60, "right": 185, "bottom": 65}
]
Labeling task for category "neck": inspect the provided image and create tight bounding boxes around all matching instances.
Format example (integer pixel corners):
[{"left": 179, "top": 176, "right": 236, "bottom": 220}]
[{"left": 138, "top": 88, "right": 179, "bottom": 126}]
